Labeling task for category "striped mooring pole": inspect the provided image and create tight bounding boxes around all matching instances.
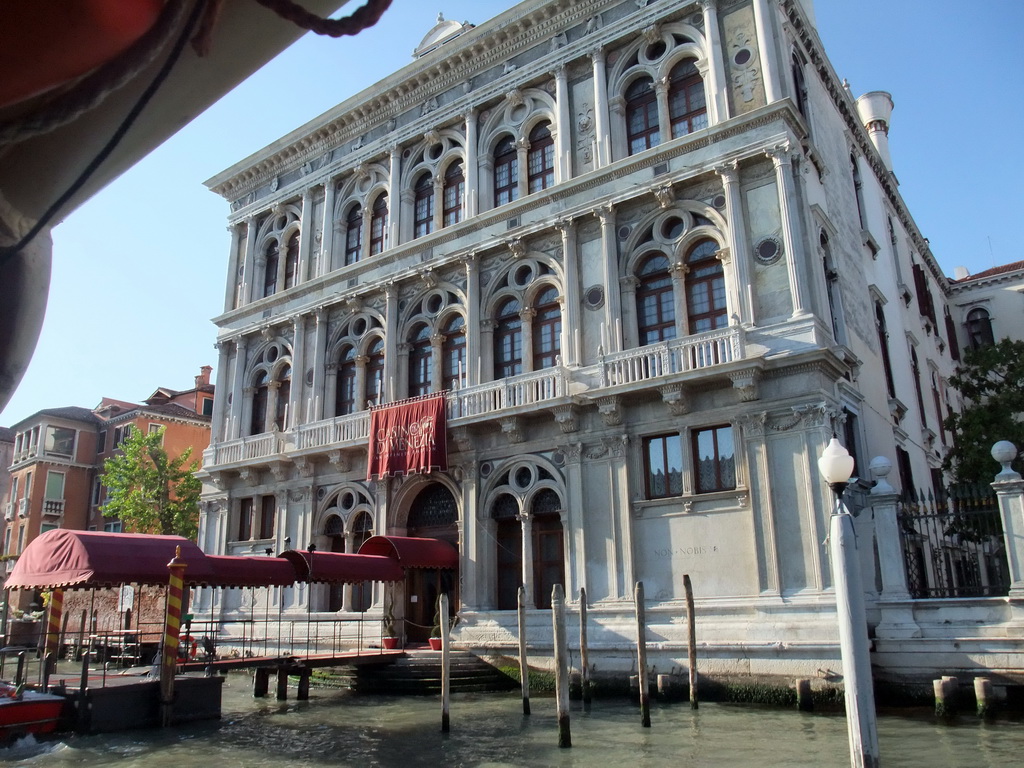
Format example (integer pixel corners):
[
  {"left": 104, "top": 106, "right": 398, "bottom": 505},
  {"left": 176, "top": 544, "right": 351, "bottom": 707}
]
[
  {"left": 160, "top": 546, "right": 188, "bottom": 727},
  {"left": 42, "top": 588, "right": 64, "bottom": 688}
]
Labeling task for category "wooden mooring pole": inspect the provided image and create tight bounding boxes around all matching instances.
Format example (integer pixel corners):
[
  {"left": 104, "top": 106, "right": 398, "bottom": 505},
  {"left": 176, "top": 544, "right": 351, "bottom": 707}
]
[
  {"left": 440, "top": 593, "right": 451, "bottom": 733},
  {"left": 552, "top": 584, "right": 571, "bottom": 748},
  {"left": 635, "top": 581, "right": 650, "bottom": 727},
  {"left": 684, "top": 574, "right": 698, "bottom": 709},
  {"left": 579, "top": 586, "right": 591, "bottom": 706},
  {"left": 518, "top": 585, "right": 530, "bottom": 715}
]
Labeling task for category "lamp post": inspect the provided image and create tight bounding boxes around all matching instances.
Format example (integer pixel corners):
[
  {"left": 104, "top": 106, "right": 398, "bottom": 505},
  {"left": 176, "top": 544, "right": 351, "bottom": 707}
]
[{"left": 818, "top": 437, "right": 880, "bottom": 768}]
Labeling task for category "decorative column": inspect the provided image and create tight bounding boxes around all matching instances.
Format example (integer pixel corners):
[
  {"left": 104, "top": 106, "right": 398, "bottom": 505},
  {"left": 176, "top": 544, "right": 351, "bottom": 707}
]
[
  {"left": 519, "top": 510, "right": 535, "bottom": 609},
  {"left": 388, "top": 145, "right": 401, "bottom": 249},
  {"left": 716, "top": 161, "right": 753, "bottom": 324},
  {"left": 556, "top": 219, "right": 580, "bottom": 365},
  {"left": 591, "top": 48, "right": 611, "bottom": 167},
  {"left": 669, "top": 262, "right": 689, "bottom": 338},
  {"left": 240, "top": 216, "right": 258, "bottom": 306},
  {"left": 459, "top": 461, "right": 480, "bottom": 610},
  {"left": 465, "top": 256, "right": 481, "bottom": 384},
  {"left": 554, "top": 66, "right": 572, "bottom": 182},
  {"left": 210, "top": 340, "right": 232, "bottom": 444},
  {"left": 311, "top": 307, "right": 328, "bottom": 421},
  {"left": 290, "top": 314, "right": 306, "bottom": 427},
  {"left": 869, "top": 456, "right": 921, "bottom": 640},
  {"left": 767, "top": 143, "right": 811, "bottom": 318},
  {"left": 654, "top": 75, "right": 672, "bottom": 141},
  {"left": 752, "top": 0, "right": 783, "bottom": 104},
  {"left": 229, "top": 336, "right": 248, "bottom": 439},
  {"left": 597, "top": 205, "right": 622, "bottom": 352},
  {"left": 321, "top": 180, "right": 336, "bottom": 276},
  {"left": 430, "top": 331, "right": 445, "bottom": 391},
  {"left": 480, "top": 320, "right": 496, "bottom": 384},
  {"left": 464, "top": 111, "right": 479, "bottom": 217},
  {"left": 384, "top": 283, "right": 399, "bottom": 402},
  {"left": 619, "top": 276, "right": 640, "bottom": 349},
  {"left": 699, "top": 0, "right": 728, "bottom": 123},
  {"left": 991, "top": 442, "right": 1024, "bottom": 599},
  {"left": 520, "top": 307, "right": 537, "bottom": 372},
  {"left": 224, "top": 223, "right": 242, "bottom": 312},
  {"left": 298, "top": 187, "right": 314, "bottom": 284}
]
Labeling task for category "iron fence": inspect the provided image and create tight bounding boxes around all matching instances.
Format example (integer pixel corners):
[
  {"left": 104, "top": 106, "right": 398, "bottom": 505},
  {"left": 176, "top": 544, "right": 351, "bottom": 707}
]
[{"left": 897, "top": 483, "right": 1009, "bottom": 599}]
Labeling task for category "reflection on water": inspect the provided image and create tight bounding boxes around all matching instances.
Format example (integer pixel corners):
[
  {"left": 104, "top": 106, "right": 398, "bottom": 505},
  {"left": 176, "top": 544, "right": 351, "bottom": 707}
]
[{"left": 4, "top": 676, "right": 1023, "bottom": 766}]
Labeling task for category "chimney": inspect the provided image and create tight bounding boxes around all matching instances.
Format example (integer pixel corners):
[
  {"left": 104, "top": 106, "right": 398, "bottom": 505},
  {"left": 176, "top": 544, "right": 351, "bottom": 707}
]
[
  {"left": 953, "top": 266, "right": 970, "bottom": 281},
  {"left": 855, "top": 91, "right": 894, "bottom": 173},
  {"left": 196, "top": 365, "right": 212, "bottom": 388}
]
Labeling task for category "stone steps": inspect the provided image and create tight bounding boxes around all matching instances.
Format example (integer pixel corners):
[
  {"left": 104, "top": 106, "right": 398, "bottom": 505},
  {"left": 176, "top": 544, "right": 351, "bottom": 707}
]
[{"left": 313, "top": 649, "right": 517, "bottom": 695}]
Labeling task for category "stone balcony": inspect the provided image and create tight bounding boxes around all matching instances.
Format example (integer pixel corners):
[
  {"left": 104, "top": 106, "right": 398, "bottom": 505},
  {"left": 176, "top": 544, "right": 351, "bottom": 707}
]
[{"left": 203, "top": 326, "right": 763, "bottom": 477}]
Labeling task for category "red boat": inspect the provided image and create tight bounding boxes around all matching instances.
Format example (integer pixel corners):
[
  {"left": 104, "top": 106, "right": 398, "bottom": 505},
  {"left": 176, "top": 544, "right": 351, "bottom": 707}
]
[{"left": 0, "top": 686, "right": 65, "bottom": 743}]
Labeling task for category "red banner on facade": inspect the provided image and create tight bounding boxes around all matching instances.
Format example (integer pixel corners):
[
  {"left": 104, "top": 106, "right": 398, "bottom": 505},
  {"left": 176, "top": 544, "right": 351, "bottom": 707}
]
[{"left": 367, "top": 395, "right": 447, "bottom": 480}]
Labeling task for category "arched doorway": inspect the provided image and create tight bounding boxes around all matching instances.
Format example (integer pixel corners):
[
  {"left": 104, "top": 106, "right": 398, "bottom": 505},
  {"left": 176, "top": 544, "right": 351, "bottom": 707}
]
[
  {"left": 350, "top": 511, "right": 374, "bottom": 612},
  {"left": 405, "top": 483, "right": 459, "bottom": 642},
  {"left": 324, "top": 514, "right": 344, "bottom": 612}
]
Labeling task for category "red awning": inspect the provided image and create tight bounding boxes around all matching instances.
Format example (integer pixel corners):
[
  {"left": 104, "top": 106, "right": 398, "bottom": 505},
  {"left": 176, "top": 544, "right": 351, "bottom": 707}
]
[
  {"left": 278, "top": 550, "right": 404, "bottom": 584},
  {"left": 5, "top": 529, "right": 216, "bottom": 589},
  {"left": 357, "top": 535, "right": 459, "bottom": 569},
  {"left": 201, "top": 555, "right": 297, "bottom": 588}
]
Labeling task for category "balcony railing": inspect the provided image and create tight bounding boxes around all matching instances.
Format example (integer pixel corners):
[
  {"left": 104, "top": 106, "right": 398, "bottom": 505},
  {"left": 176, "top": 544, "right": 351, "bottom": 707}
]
[
  {"left": 600, "top": 326, "right": 743, "bottom": 388},
  {"left": 448, "top": 367, "right": 568, "bottom": 419},
  {"left": 3, "top": 503, "right": 12, "bottom": 522},
  {"left": 18, "top": 499, "right": 28, "bottom": 518},
  {"left": 295, "top": 411, "right": 370, "bottom": 452},
  {"left": 42, "top": 499, "right": 64, "bottom": 518},
  {"left": 206, "top": 432, "right": 283, "bottom": 466}
]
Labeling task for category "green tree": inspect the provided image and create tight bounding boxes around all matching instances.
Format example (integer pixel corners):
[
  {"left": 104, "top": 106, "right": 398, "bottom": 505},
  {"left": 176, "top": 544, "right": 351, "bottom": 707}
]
[
  {"left": 101, "top": 426, "right": 201, "bottom": 539},
  {"left": 943, "top": 338, "right": 1024, "bottom": 484}
]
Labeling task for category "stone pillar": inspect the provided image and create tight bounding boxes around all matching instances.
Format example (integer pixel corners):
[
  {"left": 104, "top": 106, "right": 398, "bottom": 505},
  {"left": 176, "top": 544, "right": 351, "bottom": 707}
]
[
  {"left": 290, "top": 314, "right": 306, "bottom": 426},
  {"left": 520, "top": 307, "right": 536, "bottom": 372},
  {"left": 991, "top": 442, "right": 1024, "bottom": 598},
  {"left": 464, "top": 111, "right": 479, "bottom": 217},
  {"left": 229, "top": 336, "right": 248, "bottom": 439},
  {"left": 591, "top": 48, "right": 610, "bottom": 167},
  {"left": 298, "top": 187, "right": 314, "bottom": 283},
  {"left": 384, "top": 283, "right": 399, "bottom": 402},
  {"left": 311, "top": 307, "right": 328, "bottom": 421},
  {"left": 752, "top": 0, "right": 783, "bottom": 104},
  {"left": 869, "top": 456, "right": 920, "bottom": 639},
  {"left": 224, "top": 223, "right": 242, "bottom": 312},
  {"left": 767, "top": 143, "right": 811, "bottom": 318},
  {"left": 459, "top": 464, "right": 479, "bottom": 610},
  {"left": 520, "top": 511, "right": 535, "bottom": 609},
  {"left": 388, "top": 146, "right": 401, "bottom": 249},
  {"left": 240, "top": 216, "right": 257, "bottom": 306},
  {"left": 698, "top": 0, "right": 728, "bottom": 122},
  {"left": 716, "top": 161, "right": 753, "bottom": 324},
  {"left": 210, "top": 340, "right": 232, "bottom": 444},
  {"left": 556, "top": 219, "right": 580, "bottom": 365},
  {"left": 654, "top": 76, "right": 671, "bottom": 144},
  {"left": 669, "top": 262, "right": 689, "bottom": 338},
  {"left": 554, "top": 66, "right": 572, "bottom": 182},
  {"left": 321, "top": 180, "right": 336, "bottom": 275},
  {"left": 562, "top": 443, "right": 586, "bottom": 600},
  {"left": 465, "top": 256, "right": 481, "bottom": 384},
  {"left": 597, "top": 204, "right": 622, "bottom": 352}
]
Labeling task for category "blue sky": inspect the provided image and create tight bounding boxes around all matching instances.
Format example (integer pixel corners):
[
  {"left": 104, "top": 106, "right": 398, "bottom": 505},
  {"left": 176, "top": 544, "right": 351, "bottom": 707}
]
[{"left": 3, "top": 0, "right": 1021, "bottom": 425}]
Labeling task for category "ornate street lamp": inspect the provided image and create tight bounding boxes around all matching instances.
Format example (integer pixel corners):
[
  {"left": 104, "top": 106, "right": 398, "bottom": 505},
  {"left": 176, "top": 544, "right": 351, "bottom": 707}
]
[{"left": 818, "top": 437, "right": 880, "bottom": 768}]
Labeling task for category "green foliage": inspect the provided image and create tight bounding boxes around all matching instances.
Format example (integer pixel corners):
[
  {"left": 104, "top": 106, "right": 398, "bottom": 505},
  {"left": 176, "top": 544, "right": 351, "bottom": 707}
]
[
  {"left": 943, "top": 339, "right": 1024, "bottom": 484},
  {"left": 100, "top": 426, "right": 201, "bottom": 539}
]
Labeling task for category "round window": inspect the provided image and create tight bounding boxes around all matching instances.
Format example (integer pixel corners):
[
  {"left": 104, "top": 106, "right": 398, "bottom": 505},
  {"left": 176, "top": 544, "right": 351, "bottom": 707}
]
[
  {"left": 661, "top": 216, "right": 685, "bottom": 240},
  {"left": 733, "top": 48, "right": 753, "bottom": 67},
  {"left": 754, "top": 236, "right": 783, "bottom": 265}
]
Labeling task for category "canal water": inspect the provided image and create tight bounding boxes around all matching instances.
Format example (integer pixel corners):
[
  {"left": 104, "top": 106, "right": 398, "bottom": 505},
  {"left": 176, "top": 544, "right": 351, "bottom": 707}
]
[{"left": 3, "top": 676, "right": 1021, "bottom": 766}]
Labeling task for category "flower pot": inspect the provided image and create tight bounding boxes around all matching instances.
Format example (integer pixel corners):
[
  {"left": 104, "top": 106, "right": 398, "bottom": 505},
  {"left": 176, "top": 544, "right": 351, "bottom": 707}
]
[
  {"left": 428, "top": 637, "right": 442, "bottom": 651},
  {"left": 382, "top": 636, "right": 398, "bottom": 650}
]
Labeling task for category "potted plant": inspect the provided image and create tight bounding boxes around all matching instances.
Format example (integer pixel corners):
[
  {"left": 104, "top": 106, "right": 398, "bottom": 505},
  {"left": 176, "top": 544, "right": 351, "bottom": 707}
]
[
  {"left": 428, "top": 597, "right": 444, "bottom": 651},
  {"left": 381, "top": 595, "right": 398, "bottom": 649}
]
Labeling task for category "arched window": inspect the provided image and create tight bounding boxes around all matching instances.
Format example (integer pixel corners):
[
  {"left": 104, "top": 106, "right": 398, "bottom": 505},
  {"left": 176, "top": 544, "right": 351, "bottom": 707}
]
[
  {"left": 283, "top": 232, "right": 299, "bottom": 290},
  {"left": 335, "top": 346, "right": 357, "bottom": 416},
  {"left": 441, "top": 314, "right": 466, "bottom": 390},
  {"left": 443, "top": 161, "right": 465, "bottom": 227},
  {"left": 262, "top": 241, "right": 279, "bottom": 298},
  {"left": 668, "top": 59, "right": 708, "bottom": 138},
  {"left": 369, "top": 192, "right": 388, "bottom": 255},
  {"left": 531, "top": 489, "right": 564, "bottom": 610},
  {"left": 274, "top": 365, "right": 291, "bottom": 430},
  {"left": 626, "top": 76, "right": 659, "bottom": 155},
  {"left": 966, "top": 308, "right": 995, "bottom": 349},
  {"left": 365, "top": 338, "right": 385, "bottom": 405},
  {"left": 250, "top": 370, "right": 269, "bottom": 435},
  {"left": 527, "top": 121, "right": 555, "bottom": 193},
  {"left": 821, "top": 232, "right": 844, "bottom": 342},
  {"left": 492, "top": 494, "right": 521, "bottom": 611},
  {"left": 351, "top": 511, "right": 374, "bottom": 612},
  {"left": 408, "top": 323, "right": 433, "bottom": 398},
  {"left": 493, "top": 136, "right": 519, "bottom": 207},
  {"left": 910, "top": 348, "right": 928, "bottom": 428},
  {"left": 791, "top": 52, "right": 809, "bottom": 121},
  {"left": 494, "top": 298, "right": 523, "bottom": 378},
  {"left": 875, "top": 301, "right": 896, "bottom": 398},
  {"left": 636, "top": 252, "right": 676, "bottom": 345},
  {"left": 532, "top": 286, "right": 561, "bottom": 370},
  {"left": 344, "top": 204, "right": 363, "bottom": 266},
  {"left": 413, "top": 173, "right": 434, "bottom": 238},
  {"left": 685, "top": 240, "right": 727, "bottom": 333}
]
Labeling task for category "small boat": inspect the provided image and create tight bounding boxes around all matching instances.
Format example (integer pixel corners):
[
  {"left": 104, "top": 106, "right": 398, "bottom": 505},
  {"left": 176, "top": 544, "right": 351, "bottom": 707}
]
[{"left": 0, "top": 684, "right": 66, "bottom": 743}]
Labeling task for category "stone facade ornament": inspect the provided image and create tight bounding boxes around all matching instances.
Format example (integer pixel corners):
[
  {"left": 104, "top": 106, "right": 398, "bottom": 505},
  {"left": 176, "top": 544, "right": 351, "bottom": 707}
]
[
  {"left": 659, "top": 384, "right": 689, "bottom": 415},
  {"left": 551, "top": 404, "right": 579, "bottom": 433},
  {"left": 501, "top": 417, "right": 523, "bottom": 444},
  {"left": 729, "top": 368, "right": 761, "bottom": 401},
  {"left": 653, "top": 183, "right": 675, "bottom": 209},
  {"left": 597, "top": 396, "right": 622, "bottom": 426}
]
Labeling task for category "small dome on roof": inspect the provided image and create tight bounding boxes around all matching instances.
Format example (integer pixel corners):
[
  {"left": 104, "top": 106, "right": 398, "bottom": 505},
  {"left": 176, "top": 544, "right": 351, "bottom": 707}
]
[{"left": 414, "top": 12, "right": 474, "bottom": 58}]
